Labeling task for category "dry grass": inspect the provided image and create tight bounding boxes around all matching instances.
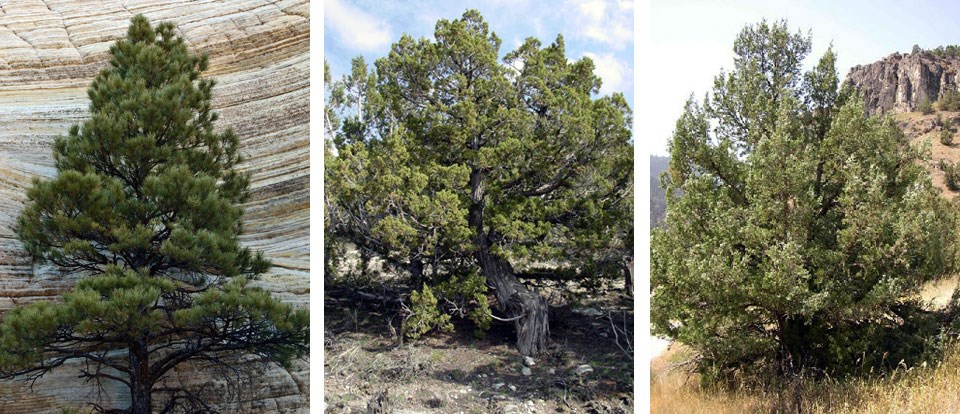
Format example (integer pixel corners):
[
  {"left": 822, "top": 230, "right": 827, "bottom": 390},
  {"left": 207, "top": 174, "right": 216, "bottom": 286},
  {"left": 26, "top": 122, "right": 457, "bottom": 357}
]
[
  {"left": 919, "top": 275, "right": 959, "bottom": 309},
  {"left": 651, "top": 271, "right": 960, "bottom": 414},
  {"left": 650, "top": 345, "right": 769, "bottom": 414},
  {"left": 895, "top": 110, "right": 960, "bottom": 195},
  {"left": 651, "top": 343, "right": 960, "bottom": 414}
]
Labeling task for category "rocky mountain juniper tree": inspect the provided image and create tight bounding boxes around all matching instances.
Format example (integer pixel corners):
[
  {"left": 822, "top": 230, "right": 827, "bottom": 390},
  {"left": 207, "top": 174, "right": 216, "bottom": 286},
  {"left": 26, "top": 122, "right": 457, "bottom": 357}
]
[
  {"left": 0, "top": 15, "right": 308, "bottom": 414},
  {"left": 325, "top": 10, "right": 633, "bottom": 356},
  {"left": 652, "top": 20, "right": 959, "bottom": 384}
]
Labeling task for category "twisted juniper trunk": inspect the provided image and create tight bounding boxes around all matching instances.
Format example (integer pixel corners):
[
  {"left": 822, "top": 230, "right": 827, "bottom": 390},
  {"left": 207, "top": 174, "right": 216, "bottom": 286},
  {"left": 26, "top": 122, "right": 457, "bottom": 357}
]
[{"left": 469, "top": 168, "right": 549, "bottom": 356}]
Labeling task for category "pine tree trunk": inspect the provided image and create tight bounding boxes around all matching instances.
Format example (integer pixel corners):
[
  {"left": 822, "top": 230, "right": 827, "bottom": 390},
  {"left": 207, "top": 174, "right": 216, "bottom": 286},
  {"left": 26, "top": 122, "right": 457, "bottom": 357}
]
[
  {"left": 469, "top": 168, "right": 549, "bottom": 355},
  {"left": 624, "top": 256, "right": 634, "bottom": 296},
  {"left": 129, "top": 341, "right": 153, "bottom": 414}
]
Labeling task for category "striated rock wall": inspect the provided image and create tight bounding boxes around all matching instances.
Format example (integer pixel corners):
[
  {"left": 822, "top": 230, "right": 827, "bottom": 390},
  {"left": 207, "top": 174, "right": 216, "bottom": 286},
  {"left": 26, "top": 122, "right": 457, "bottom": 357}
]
[
  {"left": 0, "top": 1, "right": 309, "bottom": 412},
  {"left": 846, "top": 51, "right": 960, "bottom": 116}
]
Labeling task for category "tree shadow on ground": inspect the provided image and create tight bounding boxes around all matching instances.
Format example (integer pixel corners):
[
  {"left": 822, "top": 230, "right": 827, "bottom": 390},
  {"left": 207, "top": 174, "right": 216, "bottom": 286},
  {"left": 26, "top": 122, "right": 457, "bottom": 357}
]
[
  {"left": 421, "top": 302, "right": 635, "bottom": 411},
  {"left": 324, "top": 280, "right": 634, "bottom": 413}
]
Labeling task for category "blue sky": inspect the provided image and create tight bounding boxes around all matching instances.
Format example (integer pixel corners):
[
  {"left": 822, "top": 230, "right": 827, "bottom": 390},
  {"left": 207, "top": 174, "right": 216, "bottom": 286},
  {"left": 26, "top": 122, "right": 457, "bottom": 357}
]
[
  {"left": 646, "top": 0, "right": 960, "bottom": 155},
  {"left": 324, "top": 0, "right": 635, "bottom": 111}
]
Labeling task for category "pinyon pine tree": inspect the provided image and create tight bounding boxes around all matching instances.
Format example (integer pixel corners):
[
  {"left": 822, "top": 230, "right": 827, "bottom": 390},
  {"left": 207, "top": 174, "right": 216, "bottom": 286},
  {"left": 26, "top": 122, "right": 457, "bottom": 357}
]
[
  {"left": 652, "top": 20, "right": 959, "bottom": 383},
  {"left": 326, "top": 10, "right": 633, "bottom": 355},
  {"left": 0, "top": 15, "right": 308, "bottom": 413}
]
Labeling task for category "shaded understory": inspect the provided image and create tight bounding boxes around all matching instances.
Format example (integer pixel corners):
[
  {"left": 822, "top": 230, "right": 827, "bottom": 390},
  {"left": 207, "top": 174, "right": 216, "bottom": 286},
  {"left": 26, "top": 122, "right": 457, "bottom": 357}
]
[{"left": 324, "top": 277, "right": 634, "bottom": 414}]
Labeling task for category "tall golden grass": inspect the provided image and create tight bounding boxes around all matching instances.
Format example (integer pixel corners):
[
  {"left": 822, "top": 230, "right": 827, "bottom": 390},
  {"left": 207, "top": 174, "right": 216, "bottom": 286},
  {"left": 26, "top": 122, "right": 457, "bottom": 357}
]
[
  {"left": 652, "top": 343, "right": 960, "bottom": 413},
  {"left": 652, "top": 277, "right": 960, "bottom": 414}
]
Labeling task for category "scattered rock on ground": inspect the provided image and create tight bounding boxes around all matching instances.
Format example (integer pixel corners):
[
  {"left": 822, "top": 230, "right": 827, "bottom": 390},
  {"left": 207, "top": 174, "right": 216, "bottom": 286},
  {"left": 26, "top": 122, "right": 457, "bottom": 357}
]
[
  {"left": 573, "top": 307, "right": 604, "bottom": 317},
  {"left": 521, "top": 367, "right": 532, "bottom": 376},
  {"left": 522, "top": 356, "right": 536, "bottom": 367},
  {"left": 574, "top": 364, "right": 594, "bottom": 375}
]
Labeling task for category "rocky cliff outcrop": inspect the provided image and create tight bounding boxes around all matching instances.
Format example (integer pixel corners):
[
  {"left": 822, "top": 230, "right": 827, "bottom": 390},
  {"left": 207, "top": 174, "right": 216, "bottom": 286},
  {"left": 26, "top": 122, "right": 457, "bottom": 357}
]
[
  {"left": 0, "top": 1, "right": 309, "bottom": 412},
  {"left": 846, "top": 51, "right": 960, "bottom": 116}
]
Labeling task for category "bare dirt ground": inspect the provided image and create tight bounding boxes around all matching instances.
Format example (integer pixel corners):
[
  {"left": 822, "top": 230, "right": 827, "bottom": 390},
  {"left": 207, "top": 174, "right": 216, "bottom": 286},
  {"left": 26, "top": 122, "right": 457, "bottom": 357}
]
[{"left": 323, "top": 278, "right": 634, "bottom": 414}]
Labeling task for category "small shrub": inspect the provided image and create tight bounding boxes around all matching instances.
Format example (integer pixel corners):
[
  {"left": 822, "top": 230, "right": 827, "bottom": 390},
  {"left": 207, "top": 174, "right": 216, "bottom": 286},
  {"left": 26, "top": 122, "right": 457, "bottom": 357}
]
[
  {"left": 942, "top": 128, "right": 955, "bottom": 146},
  {"left": 941, "top": 90, "right": 960, "bottom": 112},
  {"left": 436, "top": 271, "right": 493, "bottom": 338},
  {"left": 401, "top": 271, "right": 492, "bottom": 341},
  {"left": 944, "top": 161, "right": 960, "bottom": 191},
  {"left": 403, "top": 284, "right": 453, "bottom": 340},
  {"left": 919, "top": 98, "right": 935, "bottom": 114}
]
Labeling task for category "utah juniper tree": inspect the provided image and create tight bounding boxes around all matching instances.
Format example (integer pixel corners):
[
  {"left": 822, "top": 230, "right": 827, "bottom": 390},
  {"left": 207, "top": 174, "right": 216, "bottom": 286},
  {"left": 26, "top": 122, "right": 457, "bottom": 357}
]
[
  {"left": 0, "top": 15, "right": 308, "bottom": 413},
  {"left": 652, "top": 20, "right": 958, "bottom": 383},
  {"left": 326, "top": 10, "right": 633, "bottom": 355}
]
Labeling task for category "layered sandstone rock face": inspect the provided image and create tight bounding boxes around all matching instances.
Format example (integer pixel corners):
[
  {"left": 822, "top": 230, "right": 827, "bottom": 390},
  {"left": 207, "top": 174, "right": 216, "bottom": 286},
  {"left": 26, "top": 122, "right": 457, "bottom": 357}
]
[
  {"left": 847, "top": 51, "right": 960, "bottom": 116},
  {"left": 0, "top": 1, "right": 309, "bottom": 412}
]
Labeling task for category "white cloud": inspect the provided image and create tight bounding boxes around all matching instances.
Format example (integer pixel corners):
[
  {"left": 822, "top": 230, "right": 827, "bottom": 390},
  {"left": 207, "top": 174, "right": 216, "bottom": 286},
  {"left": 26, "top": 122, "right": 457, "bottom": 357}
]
[
  {"left": 566, "top": 0, "right": 633, "bottom": 48},
  {"left": 325, "top": 0, "right": 392, "bottom": 52},
  {"left": 578, "top": 0, "right": 607, "bottom": 21},
  {"left": 584, "top": 52, "right": 631, "bottom": 96}
]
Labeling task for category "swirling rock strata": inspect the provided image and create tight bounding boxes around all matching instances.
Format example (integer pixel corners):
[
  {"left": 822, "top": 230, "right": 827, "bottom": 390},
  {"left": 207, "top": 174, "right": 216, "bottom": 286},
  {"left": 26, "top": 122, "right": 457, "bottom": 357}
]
[{"left": 0, "top": 1, "right": 309, "bottom": 412}]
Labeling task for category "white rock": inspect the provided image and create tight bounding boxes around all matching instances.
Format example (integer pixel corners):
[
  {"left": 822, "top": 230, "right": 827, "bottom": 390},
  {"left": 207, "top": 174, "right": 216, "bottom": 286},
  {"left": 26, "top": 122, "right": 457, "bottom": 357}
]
[
  {"left": 573, "top": 307, "right": 604, "bottom": 317},
  {"left": 574, "top": 364, "right": 594, "bottom": 375}
]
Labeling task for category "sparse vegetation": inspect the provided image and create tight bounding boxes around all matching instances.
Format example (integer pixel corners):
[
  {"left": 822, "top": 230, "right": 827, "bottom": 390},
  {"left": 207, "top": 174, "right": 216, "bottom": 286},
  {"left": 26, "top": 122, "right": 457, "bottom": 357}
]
[
  {"left": 920, "top": 97, "right": 936, "bottom": 114},
  {"left": 325, "top": 274, "right": 634, "bottom": 413},
  {"left": 929, "top": 44, "right": 960, "bottom": 58},
  {"left": 943, "top": 127, "right": 955, "bottom": 146},
  {"left": 942, "top": 160, "right": 960, "bottom": 191},
  {"left": 940, "top": 89, "right": 960, "bottom": 111}
]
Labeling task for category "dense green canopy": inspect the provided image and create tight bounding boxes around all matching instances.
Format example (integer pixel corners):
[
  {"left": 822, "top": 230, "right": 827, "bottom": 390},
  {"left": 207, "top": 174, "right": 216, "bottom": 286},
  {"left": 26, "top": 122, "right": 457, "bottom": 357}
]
[
  {"left": 326, "top": 10, "right": 633, "bottom": 355},
  {"left": 652, "top": 20, "right": 959, "bottom": 382}
]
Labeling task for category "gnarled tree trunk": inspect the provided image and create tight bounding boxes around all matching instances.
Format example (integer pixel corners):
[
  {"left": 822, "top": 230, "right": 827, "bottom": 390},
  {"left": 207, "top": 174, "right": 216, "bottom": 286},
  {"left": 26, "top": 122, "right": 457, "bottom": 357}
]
[{"left": 469, "top": 168, "right": 549, "bottom": 355}]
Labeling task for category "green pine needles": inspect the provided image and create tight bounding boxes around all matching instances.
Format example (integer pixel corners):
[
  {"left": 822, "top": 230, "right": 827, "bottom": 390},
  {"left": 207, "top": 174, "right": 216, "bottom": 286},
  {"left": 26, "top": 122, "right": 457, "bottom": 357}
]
[{"left": 1, "top": 15, "right": 308, "bottom": 413}]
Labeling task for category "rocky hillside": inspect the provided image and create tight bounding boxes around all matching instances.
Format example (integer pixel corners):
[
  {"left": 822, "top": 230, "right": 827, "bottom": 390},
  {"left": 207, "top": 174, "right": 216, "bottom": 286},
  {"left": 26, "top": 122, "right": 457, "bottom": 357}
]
[
  {"left": 0, "top": 1, "right": 308, "bottom": 412},
  {"left": 650, "top": 155, "right": 669, "bottom": 228},
  {"left": 847, "top": 50, "right": 960, "bottom": 116}
]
